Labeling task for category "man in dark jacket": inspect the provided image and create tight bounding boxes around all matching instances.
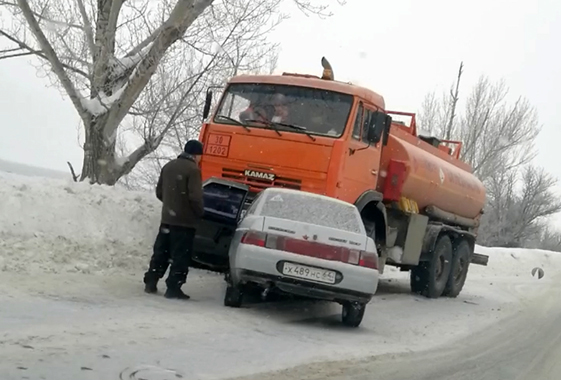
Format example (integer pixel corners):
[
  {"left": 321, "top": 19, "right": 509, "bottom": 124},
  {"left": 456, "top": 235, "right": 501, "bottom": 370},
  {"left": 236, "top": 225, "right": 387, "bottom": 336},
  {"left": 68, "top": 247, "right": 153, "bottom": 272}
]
[{"left": 143, "top": 140, "right": 205, "bottom": 300}]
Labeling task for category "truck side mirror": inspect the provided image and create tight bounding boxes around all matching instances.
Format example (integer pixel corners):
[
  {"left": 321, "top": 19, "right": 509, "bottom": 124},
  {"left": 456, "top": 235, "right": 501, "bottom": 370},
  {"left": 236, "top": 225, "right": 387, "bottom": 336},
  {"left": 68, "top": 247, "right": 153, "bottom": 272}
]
[
  {"left": 367, "top": 111, "right": 389, "bottom": 144},
  {"left": 382, "top": 114, "right": 392, "bottom": 146},
  {"left": 202, "top": 90, "right": 213, "bottom": 121}
]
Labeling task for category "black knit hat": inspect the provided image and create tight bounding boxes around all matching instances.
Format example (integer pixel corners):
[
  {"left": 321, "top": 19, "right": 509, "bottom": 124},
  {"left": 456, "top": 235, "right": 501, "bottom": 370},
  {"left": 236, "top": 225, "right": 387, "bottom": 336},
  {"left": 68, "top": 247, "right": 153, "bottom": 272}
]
[{"left": 184, "top": 140, "right": 204, "bottom": 155}]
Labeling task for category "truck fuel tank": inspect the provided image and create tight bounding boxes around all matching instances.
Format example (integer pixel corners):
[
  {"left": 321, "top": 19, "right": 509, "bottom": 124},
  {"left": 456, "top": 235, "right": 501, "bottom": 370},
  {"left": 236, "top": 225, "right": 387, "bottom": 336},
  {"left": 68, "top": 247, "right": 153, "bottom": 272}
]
[{"left": 378, "top": 127, "right": 486, "bottom": 220}]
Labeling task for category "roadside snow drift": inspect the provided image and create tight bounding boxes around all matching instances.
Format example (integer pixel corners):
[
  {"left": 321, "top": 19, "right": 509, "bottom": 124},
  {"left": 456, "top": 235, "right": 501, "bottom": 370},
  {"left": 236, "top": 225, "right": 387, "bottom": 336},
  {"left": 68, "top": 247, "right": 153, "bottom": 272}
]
[{"left": 0, "top": 172, "right": 159, "bottom": 274}]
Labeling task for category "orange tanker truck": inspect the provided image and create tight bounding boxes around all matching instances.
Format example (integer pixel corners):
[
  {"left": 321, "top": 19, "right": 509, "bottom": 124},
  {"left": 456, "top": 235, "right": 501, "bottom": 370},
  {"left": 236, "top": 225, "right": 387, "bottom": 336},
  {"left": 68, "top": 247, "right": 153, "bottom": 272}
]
[{"left": 192, "top": 58, "right": 488, "bottom": 299}]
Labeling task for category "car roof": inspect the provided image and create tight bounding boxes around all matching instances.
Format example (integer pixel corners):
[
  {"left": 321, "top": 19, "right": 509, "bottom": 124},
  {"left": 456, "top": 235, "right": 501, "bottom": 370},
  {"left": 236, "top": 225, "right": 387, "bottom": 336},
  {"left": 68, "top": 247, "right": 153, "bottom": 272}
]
[{"left": 262, "top": 188, "right": 356, "bottom": 208}]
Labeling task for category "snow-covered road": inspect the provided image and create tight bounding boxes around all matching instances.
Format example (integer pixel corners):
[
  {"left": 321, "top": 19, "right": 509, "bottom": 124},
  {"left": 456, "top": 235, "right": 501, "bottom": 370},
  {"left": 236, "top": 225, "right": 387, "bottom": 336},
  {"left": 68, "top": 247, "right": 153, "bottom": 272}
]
[{"left": 0, "top": 263, "right": 551, "bottom": 380}]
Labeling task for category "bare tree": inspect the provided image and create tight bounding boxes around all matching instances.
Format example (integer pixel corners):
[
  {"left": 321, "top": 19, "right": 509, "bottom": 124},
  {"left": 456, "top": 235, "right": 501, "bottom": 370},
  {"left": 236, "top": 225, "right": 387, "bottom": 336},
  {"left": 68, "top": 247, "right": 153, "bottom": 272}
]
[
  {"left": 417, "top": 61, "right": 463, "bottom": 139},
  {"left": 0, "top": 0, "right": 343, "bottom": 185},
  {"left": 418, "top": 73, "right": 539, "bottom": 182},
  {"left": 478, "top": 166, "right": 561, "bottom": 247},
  {"left": 526, "top": 223, "right": 561, "bottom": 252},
  {"left": 417, "top": 69, "right": 559, "bottom": 247}
]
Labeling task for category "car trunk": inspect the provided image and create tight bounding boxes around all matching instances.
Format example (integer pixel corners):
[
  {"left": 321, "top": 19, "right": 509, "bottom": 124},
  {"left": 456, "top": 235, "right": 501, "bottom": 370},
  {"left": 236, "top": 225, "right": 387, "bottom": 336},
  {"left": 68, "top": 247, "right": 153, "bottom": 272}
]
[
  {"left": 191, "top": 178, "right": 250, "bottom": 273},
  {"left": 260, "top": 216, "right": 368, "bottom": 262}
]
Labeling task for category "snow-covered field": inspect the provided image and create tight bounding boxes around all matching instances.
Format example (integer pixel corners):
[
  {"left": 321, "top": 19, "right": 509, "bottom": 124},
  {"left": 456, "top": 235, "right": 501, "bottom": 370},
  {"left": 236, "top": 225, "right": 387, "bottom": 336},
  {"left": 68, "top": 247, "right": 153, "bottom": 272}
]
[{"left": 0, "top": 171, "right": 560, "bottom": 380}]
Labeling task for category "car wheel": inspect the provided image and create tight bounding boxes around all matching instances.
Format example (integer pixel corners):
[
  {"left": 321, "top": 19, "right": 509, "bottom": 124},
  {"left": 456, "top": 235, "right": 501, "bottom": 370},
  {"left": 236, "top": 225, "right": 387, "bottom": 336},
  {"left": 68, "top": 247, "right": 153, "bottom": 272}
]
[
  {"left": 224, "top": 284, "right": 243, "bottom": 308},
  {"left": 410, "top": 235, "right": 453, "bottom": 299},
  {"left": 341, "top": 302, "right": 366, "bottom": 327},
  {"left": 443, "top": 239, "right": 471, "bottom": 298}
]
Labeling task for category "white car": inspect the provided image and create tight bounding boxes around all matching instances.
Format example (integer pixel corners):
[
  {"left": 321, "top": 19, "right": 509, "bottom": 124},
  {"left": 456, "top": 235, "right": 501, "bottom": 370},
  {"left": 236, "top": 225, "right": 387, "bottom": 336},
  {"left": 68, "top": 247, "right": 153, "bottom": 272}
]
[{"left": 224, "top": 187, "right": 380, "bottom": 327}]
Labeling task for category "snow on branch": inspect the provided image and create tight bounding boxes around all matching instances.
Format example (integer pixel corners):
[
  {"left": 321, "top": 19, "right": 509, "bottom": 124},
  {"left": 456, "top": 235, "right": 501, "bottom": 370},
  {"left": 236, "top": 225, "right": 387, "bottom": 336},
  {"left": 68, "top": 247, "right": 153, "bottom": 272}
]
[
  {"left": 109, "top": 42, "right": 154, "bottom": 80},
  {"left": 80, "top": 86, "right": 127, "bottom": 117}
]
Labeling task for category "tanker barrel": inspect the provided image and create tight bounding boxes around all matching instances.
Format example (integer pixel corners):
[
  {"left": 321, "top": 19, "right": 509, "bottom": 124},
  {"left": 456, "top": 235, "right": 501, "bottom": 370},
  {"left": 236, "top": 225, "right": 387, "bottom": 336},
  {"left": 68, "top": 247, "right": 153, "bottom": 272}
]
[{"left": 424, "top": 205, "right": 479, "bottom": 229}]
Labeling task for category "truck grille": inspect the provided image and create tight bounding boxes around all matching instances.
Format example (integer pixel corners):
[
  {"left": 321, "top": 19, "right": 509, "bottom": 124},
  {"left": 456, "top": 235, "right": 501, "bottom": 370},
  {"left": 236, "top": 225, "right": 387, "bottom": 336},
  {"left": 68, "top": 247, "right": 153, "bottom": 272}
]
[{"left": 221, "top": 168, "right": 302, "bottom": 191}]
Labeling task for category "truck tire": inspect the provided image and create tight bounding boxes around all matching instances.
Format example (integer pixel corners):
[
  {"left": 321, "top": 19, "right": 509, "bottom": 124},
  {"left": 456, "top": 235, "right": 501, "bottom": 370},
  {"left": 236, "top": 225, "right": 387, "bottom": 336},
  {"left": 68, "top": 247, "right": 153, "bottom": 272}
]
[
  {"left": 410, "top": 235, "right": 453, "bottom": 298},
  {"left": 224, "top": 285, "right": 243, "bottom": 308},
  {"left": 443, "top": 239, "right": 471, "bottom": 298},
  {"left": 341, "top": 302, "right": 366, "bottom": 327}
]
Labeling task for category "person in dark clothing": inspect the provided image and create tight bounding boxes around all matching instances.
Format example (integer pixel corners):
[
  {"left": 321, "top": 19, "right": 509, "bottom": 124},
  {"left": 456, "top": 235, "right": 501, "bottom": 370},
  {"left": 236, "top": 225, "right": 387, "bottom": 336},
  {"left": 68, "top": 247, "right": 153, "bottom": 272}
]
[{"left": 143, "top": 140, "right": 205, "bottom": 300}]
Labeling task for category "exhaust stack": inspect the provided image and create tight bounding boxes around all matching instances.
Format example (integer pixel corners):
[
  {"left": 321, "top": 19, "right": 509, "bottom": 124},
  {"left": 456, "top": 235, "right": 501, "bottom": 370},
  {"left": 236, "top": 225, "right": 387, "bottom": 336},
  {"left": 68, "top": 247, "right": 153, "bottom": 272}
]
[{"left": 321, "top": 57, "right": 334, "bottom": 80}]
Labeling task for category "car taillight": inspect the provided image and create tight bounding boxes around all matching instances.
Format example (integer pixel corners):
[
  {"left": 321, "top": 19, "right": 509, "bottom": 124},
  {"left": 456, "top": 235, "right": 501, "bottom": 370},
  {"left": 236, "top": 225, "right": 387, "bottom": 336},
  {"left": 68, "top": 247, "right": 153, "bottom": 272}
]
[
  {"left": 347, "top": 249, "right": 361, "bottom": 265},
  {"left": 240, "top": 231, "right": 267, "bottom": 247},
  {"left": 359, "top": 251, "right": 378, "bottom": 269}
]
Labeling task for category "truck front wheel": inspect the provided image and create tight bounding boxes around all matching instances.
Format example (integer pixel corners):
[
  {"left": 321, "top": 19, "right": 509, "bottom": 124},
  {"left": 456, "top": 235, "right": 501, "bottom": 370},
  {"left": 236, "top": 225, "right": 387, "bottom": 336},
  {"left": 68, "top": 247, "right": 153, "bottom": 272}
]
[
  {"left": 410, "top": 235, "right": 453, "bottom": 298},
  {"left": 443, "top": 239, "right": 471, "bottom": 298}
]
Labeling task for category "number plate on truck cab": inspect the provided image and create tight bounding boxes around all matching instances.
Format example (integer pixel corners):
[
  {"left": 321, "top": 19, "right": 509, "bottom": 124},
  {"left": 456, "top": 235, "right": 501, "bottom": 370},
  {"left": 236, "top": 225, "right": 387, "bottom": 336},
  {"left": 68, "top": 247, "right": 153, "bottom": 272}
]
[{"left": 281, "top": 262, "right": 336, "bottom": 284}]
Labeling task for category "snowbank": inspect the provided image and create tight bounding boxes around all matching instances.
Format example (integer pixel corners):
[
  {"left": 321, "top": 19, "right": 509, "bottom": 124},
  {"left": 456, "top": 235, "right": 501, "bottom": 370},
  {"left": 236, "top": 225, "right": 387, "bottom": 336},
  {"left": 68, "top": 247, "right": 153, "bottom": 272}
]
[{"left": 0, "top": 172, "right": 159, "bottom": 274}]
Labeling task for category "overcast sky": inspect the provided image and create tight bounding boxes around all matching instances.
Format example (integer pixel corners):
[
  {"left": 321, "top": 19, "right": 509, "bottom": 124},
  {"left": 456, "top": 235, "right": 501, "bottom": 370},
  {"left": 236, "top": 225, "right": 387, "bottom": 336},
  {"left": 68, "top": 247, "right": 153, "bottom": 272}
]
[{"left": 1, "top": 0, "right": 560, "bottom": 222}]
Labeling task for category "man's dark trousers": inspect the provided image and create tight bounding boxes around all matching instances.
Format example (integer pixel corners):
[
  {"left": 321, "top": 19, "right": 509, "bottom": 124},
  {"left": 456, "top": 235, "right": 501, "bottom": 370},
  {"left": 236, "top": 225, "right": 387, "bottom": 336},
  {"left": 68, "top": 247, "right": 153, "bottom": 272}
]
[{"left": 144, "top": 224, "right": 196, "bottom": 290}]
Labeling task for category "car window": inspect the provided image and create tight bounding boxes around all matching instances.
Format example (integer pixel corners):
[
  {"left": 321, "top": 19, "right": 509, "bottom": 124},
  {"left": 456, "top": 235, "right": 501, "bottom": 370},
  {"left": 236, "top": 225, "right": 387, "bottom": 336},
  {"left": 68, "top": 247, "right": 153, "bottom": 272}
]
[{"left": 257, "top": 190, "right": 363, "bottom": 234}]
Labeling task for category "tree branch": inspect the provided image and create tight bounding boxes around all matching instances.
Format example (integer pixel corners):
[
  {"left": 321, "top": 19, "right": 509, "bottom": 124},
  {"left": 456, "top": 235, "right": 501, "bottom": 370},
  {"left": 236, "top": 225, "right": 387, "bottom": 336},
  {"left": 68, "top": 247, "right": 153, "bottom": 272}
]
[
  {"left": 0, "top": 30, "right": 89, "bottom": 78},
  {"left": 75, "top": 0, "right": 96, "bottom": 60},
  {"left": 13, "top": 1, "right": 88, "bottom": 122},
  {"left": 0, "top": 50, "right": 36, "bottom": 59},
  {"left": 102, "top": 0, "right": 214, "bottom": 141},
  {"left": 66, "top": 161, "right": 79, "bottom": 182}
]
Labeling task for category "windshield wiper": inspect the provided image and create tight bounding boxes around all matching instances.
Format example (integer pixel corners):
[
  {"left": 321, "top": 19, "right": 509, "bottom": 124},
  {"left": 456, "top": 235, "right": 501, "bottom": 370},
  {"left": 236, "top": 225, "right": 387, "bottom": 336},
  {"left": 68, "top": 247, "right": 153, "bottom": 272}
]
[
  {"left": 215, "top": 115, "right": 250, "bottom": 131},
  {"left": 244, "top": 119, "right": 282, "bottom": 136},
  {"left": 274, "top": 122, "right": 316, "bottom": 141},
  {"left": 245, "top": 119, "right": 317, "bottom": 141}
]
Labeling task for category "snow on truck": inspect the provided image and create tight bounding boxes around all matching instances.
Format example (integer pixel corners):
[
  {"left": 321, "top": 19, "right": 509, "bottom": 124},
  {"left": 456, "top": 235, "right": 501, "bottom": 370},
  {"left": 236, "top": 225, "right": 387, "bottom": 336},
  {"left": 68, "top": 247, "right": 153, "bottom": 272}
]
[{"left": 192, "top": 57, "right": 489, "bottom": 299}]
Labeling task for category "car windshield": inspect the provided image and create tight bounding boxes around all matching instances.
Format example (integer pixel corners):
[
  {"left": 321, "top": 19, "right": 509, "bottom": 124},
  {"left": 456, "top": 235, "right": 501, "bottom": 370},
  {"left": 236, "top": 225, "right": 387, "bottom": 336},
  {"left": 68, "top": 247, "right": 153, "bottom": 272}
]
[
  {"left": 214, "top": 83, "right": 353, "bottom": 138},
  {"left": 257, "top": 189, "right": 364, "bottom": 234}
]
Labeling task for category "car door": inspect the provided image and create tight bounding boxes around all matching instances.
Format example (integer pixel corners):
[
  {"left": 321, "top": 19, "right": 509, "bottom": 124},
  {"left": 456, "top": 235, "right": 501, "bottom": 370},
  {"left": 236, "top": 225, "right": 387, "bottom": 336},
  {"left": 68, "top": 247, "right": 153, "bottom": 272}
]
[{"left": 339, "top": 102, "right": 383, "bottom": 203}]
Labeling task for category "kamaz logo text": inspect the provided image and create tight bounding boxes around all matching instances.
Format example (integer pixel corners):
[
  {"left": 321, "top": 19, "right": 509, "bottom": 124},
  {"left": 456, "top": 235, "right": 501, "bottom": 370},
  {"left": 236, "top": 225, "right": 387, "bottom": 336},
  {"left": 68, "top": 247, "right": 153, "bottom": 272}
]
[{"left": 244, "top": 169, "right": 275, "bottom": 181}]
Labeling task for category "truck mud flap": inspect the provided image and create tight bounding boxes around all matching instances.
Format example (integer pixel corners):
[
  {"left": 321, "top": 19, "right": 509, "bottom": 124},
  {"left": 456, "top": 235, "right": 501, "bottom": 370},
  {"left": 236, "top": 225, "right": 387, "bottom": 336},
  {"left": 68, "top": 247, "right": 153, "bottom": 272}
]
[{"left": 191, "top": 177, "right": 250, "bottom": 273}]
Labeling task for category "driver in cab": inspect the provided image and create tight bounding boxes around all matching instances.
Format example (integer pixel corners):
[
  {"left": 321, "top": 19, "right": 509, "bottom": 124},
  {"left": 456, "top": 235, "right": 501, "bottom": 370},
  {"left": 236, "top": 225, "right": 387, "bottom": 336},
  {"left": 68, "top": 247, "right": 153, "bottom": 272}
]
[{"left": 239, "top": 94, "right": 289, "bottom": 124}]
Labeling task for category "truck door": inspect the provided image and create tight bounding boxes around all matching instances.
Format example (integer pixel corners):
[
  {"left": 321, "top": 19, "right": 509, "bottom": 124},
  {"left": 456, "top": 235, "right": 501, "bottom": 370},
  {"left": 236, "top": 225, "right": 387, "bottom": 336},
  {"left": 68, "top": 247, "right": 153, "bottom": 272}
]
[{"left": 339, "top": 102, "right": 383, "bottom": 203}]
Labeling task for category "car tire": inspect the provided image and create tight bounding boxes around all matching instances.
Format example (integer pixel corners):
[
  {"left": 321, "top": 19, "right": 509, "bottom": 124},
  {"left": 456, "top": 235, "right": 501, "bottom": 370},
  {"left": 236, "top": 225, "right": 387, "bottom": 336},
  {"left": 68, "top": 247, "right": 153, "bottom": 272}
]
[
  {"left": 224, "top": 285, "right": 243, "bottom": 308},
  {"left": 341, "top": 302, "right": 366, "bottom": 327},
  {"left": 443, "top": 239, "right": 471, "bottom": 298},
  {"left": 410, "top": 235, "right": 453, "bottom": 299}
]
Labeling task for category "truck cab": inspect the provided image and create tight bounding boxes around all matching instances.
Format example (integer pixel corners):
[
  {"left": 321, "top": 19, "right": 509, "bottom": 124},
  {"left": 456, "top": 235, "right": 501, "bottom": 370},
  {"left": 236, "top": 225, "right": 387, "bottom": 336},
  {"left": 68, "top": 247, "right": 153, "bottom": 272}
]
[{"left": 199, "top": 70, "right": 390, "bottom": 206}]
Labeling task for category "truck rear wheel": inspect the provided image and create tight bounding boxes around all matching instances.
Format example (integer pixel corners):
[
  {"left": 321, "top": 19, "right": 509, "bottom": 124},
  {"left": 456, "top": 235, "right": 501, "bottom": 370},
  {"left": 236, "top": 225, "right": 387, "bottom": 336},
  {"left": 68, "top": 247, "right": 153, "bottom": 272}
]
[
  {"left": 410, "top": 235, "right": 453, "bottom": 298},
  {"left": 443, "top": 239, "right": 471, "bottom": 298}
]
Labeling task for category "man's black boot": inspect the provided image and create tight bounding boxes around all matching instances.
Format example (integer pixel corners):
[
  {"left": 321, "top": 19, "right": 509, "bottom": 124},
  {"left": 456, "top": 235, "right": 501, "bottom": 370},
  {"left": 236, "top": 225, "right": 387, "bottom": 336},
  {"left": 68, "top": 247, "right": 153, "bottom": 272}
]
[
  {"left": 144, "top": 282, "right": 158, "bottom": 294},
  {"left": 164, "top": 287, "right": 190, "bottom": 300},
  {"left": 143, "top": 273, "right": 159, "bottom": 294}
]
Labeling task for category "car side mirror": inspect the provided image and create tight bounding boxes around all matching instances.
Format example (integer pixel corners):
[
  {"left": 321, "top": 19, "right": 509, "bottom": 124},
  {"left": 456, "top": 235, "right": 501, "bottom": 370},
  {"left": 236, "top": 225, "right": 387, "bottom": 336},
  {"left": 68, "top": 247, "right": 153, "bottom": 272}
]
[
  {"left": 202, "top": 90, "right": 213, "bottom": 121},
  {"left": 367, "top": 111, "right": 390, "bottom": 144}
]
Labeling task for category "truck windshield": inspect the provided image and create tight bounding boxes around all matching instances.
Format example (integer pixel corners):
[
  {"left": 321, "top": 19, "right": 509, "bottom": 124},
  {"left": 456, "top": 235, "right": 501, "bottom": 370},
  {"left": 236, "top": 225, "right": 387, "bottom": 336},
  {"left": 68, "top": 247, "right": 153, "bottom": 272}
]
[{"left": 214, "top": 83, "right": 353, "bottom": 138}]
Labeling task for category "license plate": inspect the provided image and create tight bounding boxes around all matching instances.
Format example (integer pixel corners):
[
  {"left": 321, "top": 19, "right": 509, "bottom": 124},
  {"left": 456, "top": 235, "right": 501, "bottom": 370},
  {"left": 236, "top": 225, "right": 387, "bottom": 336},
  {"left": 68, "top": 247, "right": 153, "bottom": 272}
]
[{"left": 282, "top": 262, "right": 336, "bottom": 284}]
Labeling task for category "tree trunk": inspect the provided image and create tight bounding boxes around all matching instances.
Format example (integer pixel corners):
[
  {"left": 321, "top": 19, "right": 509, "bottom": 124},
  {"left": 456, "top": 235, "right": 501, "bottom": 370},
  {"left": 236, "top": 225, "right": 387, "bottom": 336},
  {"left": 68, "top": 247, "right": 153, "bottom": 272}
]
[{"left": 80, "top": 116, "right": 119, "bottom": 185}]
